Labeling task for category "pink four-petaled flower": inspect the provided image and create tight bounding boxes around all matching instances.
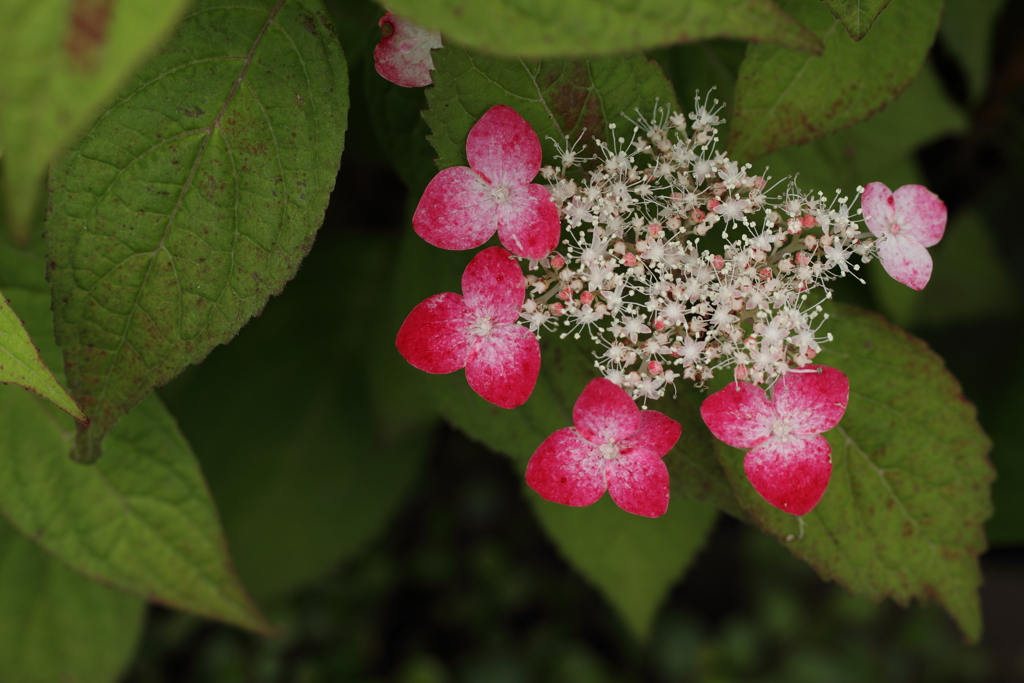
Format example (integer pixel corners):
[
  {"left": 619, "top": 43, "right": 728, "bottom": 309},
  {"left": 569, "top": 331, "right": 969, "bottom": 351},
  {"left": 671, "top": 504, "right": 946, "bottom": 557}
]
[
  {"left": 525, "top": 378, "right": 681, "bottom": 518},
  {"left": 373, "top": 12, "right": 442, "bottom": 88},
  {"left": 700, "top": 366, "right": 849, "bottom": 516},
  {"left": 413, "top": 105, "right": 560, "bottom": 260},
  {"left": 396, "top": 246, "right": 540, "bottom": 409},
  {"left": 861, "top": 182, "right": 947, "bottom": 291}
]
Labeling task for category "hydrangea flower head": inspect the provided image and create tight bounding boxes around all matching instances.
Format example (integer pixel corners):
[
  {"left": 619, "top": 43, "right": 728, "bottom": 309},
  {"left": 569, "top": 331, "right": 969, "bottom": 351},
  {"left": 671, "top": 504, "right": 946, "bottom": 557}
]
[
  {"left": 525, "top": 378, "right": 681, "bottom": 517},
  {"left": 413, "top": 105, "right": 560, "bottom": 260},
  {"left": 396, "top": 246, "right": 540, "bottom": 408},
  {"left": 861, "top": 182, "right": 946, "bottom": 291},
  {"left": 373, "top": 11, "right": 442, "bottom": 88},
  {"left": 700, "top": 366, "right": 849, "bottom": 515}
]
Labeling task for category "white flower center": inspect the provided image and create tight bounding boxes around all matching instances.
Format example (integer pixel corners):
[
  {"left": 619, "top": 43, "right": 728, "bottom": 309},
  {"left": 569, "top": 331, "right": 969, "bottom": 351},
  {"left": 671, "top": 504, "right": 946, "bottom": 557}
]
[
  {"left": 491, "top": 185, "right": 510, "bottom": 204},
  {"left": 470, "top": 315, "right": 493, "bottom": 337},
  {"left": 771, "top": 416, "right": 793, "bottom": 441},
  {"left": 599, "top": 442, "right": 620, "bottom": 459},
  {"left": 891, "top": 221, "right": 901, "bottom": 234}
]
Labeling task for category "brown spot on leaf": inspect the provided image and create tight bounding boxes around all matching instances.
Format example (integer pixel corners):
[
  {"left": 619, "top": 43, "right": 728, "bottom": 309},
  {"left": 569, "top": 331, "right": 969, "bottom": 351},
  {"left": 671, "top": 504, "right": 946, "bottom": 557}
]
[
  {"left": 65, "top": 0, "right": 115, "bottom": 69},
  {"left": 300, "top": 13, "right": 317, "bottom": 36},
  {"left": 177, "top": 105, "right": 205, "bottom": 119}
]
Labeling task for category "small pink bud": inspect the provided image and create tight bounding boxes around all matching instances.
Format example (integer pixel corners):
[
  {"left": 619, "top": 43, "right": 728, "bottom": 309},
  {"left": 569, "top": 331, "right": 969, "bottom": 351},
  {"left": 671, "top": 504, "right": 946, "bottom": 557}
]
[
  {"left": 795, "top": 251, "right": 811, "bottom": 266},
  {"left": 712, "top": 254, "right": 725, "bottom": 270},
  {"left": 734, "top": 365, "right": 749, "bottom": 381},
  {"left": 558, "top": 287, "right": 573, "bottom": 302},
  {"left": 691, "top": 209, "right": 706, "bottom": 221},
  {"left": 551, "top": 303, "right": 565, "bottom": 316},
  {"left": 707, "top": 198, "right": 720, "bottom": 211},
  {"left": 759, "top": 268, "right": 772, "bottom": 281},
  {"left": 648, "top": 223, "right": 663, "bottom": 238},
  {"left": 623, "top": 253, "right": 637, "bottom": 267},
  {"left": 801, "top": 214, "right": 816, "bottom": 228},
  {"left": 654, "top": 319, "right": 666, "bottom": 331},
  {"left": 550, "top": 253, "right": 565, "bottom": 269},
  {"left": 648, "top": 361, "right": 664, "bottom": 375},
  {"left": 580, "top": 291, "right": 594, "bottom": 306}
]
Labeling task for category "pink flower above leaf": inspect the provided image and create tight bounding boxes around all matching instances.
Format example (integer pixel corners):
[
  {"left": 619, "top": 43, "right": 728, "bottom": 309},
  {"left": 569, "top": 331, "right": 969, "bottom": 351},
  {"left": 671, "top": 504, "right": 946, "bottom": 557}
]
[
  {"left": 373, "top": 12, "right": 442, "bottom": 88},
  {"left": 413, "top": 105, "right": 560, "bottom": 260},
  {"left": 396, "top": 246, "right": 540, "bottom": 409},
  {"left": 700, "top": 366, "right": 849, "bottom": 516},
  {"left": 525, "top": 378, "right": 681, "bottom": 518},
  {"left": 862, "top": 182, "right": 947, "bottom": 291}
]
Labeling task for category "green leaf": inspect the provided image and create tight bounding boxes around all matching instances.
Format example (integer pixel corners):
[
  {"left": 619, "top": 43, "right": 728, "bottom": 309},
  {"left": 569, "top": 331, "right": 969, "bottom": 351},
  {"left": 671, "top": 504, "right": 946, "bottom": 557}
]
[
  {"left": 713, "top": 302, "right": 993, "bottom": 642},
  {"left": 0, "top": 291, "right": 87, "bottom": 422},
  {"left": 423, "top": 46, "right": 679, "bottom": 172},
  {"left": 727, "top": 0, "right": 943, "bottom": 161},
  {"left": 47, "top": 0, "right": 349, "bottom": 462},
  {"left": 393, "top": 230, "right": 744, "bottom": 520},
  {"left": 0, "top": 0, "right": 190, "bottom": 239},
  {"left": 163, "top": 235, "right": 434, "bottom": 601},
  {"left": 821, "top": 0, "right": 891, "bottom": 40},
  {"left": 382, "top": 0, "right": 822, "bottom": 58},
  {"left": 528, "top": 493, "right": 717, "bottom": 640},
  {"left": 939, "top": 0, "right": 1004, "bottom": 102},
  {"left": 0, "top": 518, "right": 144, "bottom": 683},
  {"left": 0, "top": 287, "right": 270, "bottom": 633}
]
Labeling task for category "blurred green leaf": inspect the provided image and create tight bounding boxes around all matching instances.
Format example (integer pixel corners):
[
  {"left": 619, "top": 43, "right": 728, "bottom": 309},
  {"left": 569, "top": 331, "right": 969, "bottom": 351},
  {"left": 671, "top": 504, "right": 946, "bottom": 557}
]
[
  {"left": 0, "top": 518, "right": 144, "bottom": 683},
  {"left": 47, "top": 0, "right": 349, "bottom": 462},
  {"left": 0, "top": 0, "right": 189, "bottom": 238},
  {"left": 164, "top": 235, "right": 435, "bottom": 602},
  {"left": 822, "top": 0, "right": 891, "bottom": 40},
  {"left": 528, "top": 494, "right": 717, "bottom": 640},
  {"left": 940, "top": 0, "right": 1004, "bottom": 102},
  {"left": 987, "top": 372, "right": 1024, "bottom": 546},
  {"left": 728, "top": 0, "right": 942, "bottom": 161},
  {"left": 423, "top": 46, "right": 679, "bottom": 172},
  {"left": 382, "top": 0, "right": 822, "bottom": 59},
  {"left": 0, "top": 292, "right": 86, "bottom": 422},
  {"left": 0, "top": 287, "right": 270, "bottom": 633},
  {"left": 715, "top": 303, "right": 993, "bottom": 642}
]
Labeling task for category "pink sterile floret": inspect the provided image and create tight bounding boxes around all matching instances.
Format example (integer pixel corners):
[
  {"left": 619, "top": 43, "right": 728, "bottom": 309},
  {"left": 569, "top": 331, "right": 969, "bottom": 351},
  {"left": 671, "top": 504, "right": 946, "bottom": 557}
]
[
  {"left": 700, "top": 366, "right": 849, "bottom": 516},
  {"left": 861, "top": 182, "right": 947, "bottom": 291},
  {"left": 413, "top": 105, "right": 560, "bottom": 260},
  {"left": 373, "top": 12, "right": 442, "bottom": 88},
  {"left": 396, "top": 246, "right": 540, "bottom": 409},
  {"left": 525, "top": 378, "right": 682, "bottom": 518}
]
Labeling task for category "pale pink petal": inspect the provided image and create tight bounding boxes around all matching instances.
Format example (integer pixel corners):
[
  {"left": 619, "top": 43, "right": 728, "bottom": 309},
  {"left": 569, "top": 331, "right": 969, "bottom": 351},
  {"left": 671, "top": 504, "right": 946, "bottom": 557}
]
[
  {"left": 772, "top": 366, "right": 849, "bottom": 436},
  {"left": 573, "top": 378, "right": 640, "bottom": 445},
  {"left": 496, "top": 184, "right": 561, "bottom": 260},
  {"left": 618, "top": 410, "right": 681, "bottom": 459},
  {"left": 461, "top": 247, "right": 525, "bottom": 324},
  {"left": 861, "top": 182, "right": 896, "bottom": 237},
  {"left": 877, "top": 232, "right": 934, "bottom": 290},
  {"left": 893, "top": 184, "right": 946, "bottom": 247},
  {"left": 699, "top": 381, "right": 775, "bottom": 448},
  {"left": 464, "top": 324, "right": 540, "bottom": 409},
  {"left": 607, "top": 450, "right": 670, "bottom": 518},
  {"left": 744, "top": 434, "right": 832, "bottom": 515},
  {"left": 395, "top": 292, "right": 470, "bottom": 374},
  {"left": 413, "top": 166, "right": 498, "bottom": 251},
  {"left": 525, "top": 428, "right": 607, "bottom": 507},
  {"left": 466, "top": 105, "right": 542, "bottom": 187},
  {"left": 373, "top": 12, "right": 442, "bottom": 88}
]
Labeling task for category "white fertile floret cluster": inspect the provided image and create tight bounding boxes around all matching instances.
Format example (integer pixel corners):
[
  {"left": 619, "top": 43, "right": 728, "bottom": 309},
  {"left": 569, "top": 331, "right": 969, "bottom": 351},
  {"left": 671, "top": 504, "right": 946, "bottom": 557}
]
[{"left": 520, "top": 93, "right": 880, "bottom": 401}]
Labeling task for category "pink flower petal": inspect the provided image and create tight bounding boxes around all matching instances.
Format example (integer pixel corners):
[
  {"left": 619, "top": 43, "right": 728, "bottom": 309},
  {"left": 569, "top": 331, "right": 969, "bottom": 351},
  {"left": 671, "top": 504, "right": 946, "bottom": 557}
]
[
  {"left": 395, "top": 292, "right": 470, "bottom": 374},
  {"left": 700, "top": 381, "right": 775, "bottom": 449},
  {"left": 525, "top": 428, "right": 607, "bottom": 507},
  {"left": 861, "top": 181, "right": 896, "bottom": 237},
  {"left": 772, "top": 366, "right": 849, "bottom": 436},
  {"left": 413, "top": 166, "right": 497, "bottom": 251},
  {"left": 573, "top": 378, "right": 640, "bottom": 445},
  {"left": 744, "top": 434, "right": 832, "bottom": 515},
  {"left": 893, "top": 184, "right": 946, "bottom": 247},
  {"left": 618, "top": 410, "right": 681, "bottom": 459},
  {"left": 464, "top": 324, "right": 540, "bottom": 409},
  {"left": 607, "top": 450, "right": 670, "bottom": 518},
  {"left": 496, "top": 183, "right": 560, "bottom": 260},
  {"left": 877, "top": 231, "right": 934, "bottom": 291},
  {"left": 373, "top": 12, "right": 442, "bottom": 88},
  {"left": 466, "top": 105, "right": 542, "bottom": 187},
  {"left": 461, "top": 247, "right": 525, "bottom": 324}
]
